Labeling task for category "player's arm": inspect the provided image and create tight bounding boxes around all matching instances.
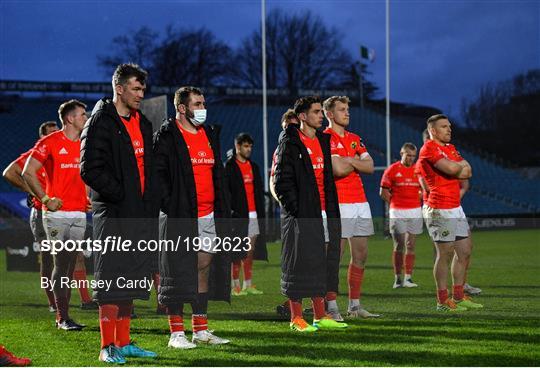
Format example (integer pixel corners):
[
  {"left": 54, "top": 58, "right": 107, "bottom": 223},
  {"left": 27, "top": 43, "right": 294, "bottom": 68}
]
[
  {"left": 80, "top": 115, "right": 124, "bottom": 202},
  {"left": 418, "top": 175, "right": 429, "bottom": 201},
  {"left": 331, "top": 155, "right": 354, "bottom": 177},
  {"left": 459, "top": 179, "right": 470, "bottom": 199},
  {"left": 3, "top": 160, "right": 31, "bottom": 193},
  {"left": 433, "top": 158, "right": 471, "bottom": 179},
  {"left": 22, "top": 157, "right": 62, "bottom": 211},
  {"left": 456, "top": 159, "right": 472, "bottom": 179},
  {"left": 349, "top": 153, "right": 374, "bottom": 174},
  {"left": 379, "top": 187, "right": 392, "bottom": 204}
]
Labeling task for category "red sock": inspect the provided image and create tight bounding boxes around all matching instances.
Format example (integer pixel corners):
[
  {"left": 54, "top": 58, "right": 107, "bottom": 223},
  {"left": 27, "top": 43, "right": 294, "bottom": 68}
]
[
  {"left": 289, "top": 299, "right": 303, "bottom": 322},
  {"left": 168, "top": 315, "right": 184, "bottom": 334},
  {"left": 325, "top": 291, "right": 337, "bottom": 301},
  {"left": 392, "top": 251, "right": 403, "bottom": 275},
  {"left": 437, "top": 289, "right": 449, "bottom": 304},
  {"left": 404, "top": 254, "right": 415, "bottom": 275},
  {"left": 115, "top": 302, "right": 132, "bottom": 347},
  {"left": 311, "top": 297, "right": 326, "bottom": 320},
  {"left": 243, "top": 256, "right": 253, "bottom": 281},
  {"left": 192, "top": 314, "right": 208, "bottom": 333},
  {"left": 348, "top": 264, "right": 364, "bottom": 300},
  {"left": 232, "top": 260, "right": 241, "bottom": 280},
  {"left": 99, "top": 304, "right": 118, "bottom": 348},
  {"left": 73, "top": 269, "right": 92, "bottom": 303},
  {"left": 453, "top": 284, "right": 464, "bottom": 301}
]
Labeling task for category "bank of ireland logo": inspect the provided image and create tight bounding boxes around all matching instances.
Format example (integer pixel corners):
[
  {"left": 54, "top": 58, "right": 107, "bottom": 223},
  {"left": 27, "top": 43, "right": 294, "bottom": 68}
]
[
  {"left": 317, "top": 157, "right": 323, "bottom": 163},
  {"left": 199, "top": 151, "right": 207, "bottom": 158}
]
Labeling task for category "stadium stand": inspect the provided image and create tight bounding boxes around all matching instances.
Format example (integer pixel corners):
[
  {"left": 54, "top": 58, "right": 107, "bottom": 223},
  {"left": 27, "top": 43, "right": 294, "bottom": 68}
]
[{"left": 1, "top": 97, "right": 538, "bottom": 217}]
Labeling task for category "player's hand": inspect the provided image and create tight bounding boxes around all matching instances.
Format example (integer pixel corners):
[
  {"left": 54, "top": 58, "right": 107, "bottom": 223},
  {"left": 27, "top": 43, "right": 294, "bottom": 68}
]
[
  {"left": 46, "top": 197, "right": 63, "bottom": 212},
  {"left": 86, "top": 197, "right": 92, "bottom": 212}
]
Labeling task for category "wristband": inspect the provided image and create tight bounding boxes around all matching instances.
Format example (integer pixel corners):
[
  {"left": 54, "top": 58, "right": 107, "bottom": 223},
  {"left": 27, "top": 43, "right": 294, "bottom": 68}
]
[{"left": 41, "top": 195, "right": 51, "bottom": 204}]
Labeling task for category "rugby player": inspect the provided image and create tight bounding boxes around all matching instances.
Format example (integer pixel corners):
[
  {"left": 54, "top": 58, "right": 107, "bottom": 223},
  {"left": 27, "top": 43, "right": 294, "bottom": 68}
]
[
  {"left": 154, "top": 86, "right": 231, "bottom": 348},
  {"left": 417, "top": 114, "right": 483, "bottom": 311},
  {"left": 274, "top": 96, "right": 347, "bottom": 332},
  {"left": 380, "top": 143, "right": 423, "bottom": 289},
  {"left": 323, "top": 96, "right": 380, "bottom": 319},
  {"left": 81, "top": 63, "right": 159, "bottom": 363},
  {"left": 22, "top": 100, "right": 88, "bottom": 330},
  {"left": 3, "top": 121, "right": 58, "bottom": 312},
  {"left": 225, "top": 133, "right": 267, "bottom": 296},
  {"left": 417, "top": 129, "right": 482, "bottom": 296}
]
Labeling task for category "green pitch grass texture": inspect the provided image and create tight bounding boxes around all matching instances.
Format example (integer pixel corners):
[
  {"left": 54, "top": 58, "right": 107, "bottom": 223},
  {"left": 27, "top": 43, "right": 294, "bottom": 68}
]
[{"left": 1, "top": 229, "right": 539, "bottom": 366}]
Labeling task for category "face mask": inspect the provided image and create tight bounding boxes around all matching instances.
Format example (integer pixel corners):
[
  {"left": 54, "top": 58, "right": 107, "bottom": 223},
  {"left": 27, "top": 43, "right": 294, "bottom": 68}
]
[{"left": 189, "top": 109, "right": 207, "bottom": 126}]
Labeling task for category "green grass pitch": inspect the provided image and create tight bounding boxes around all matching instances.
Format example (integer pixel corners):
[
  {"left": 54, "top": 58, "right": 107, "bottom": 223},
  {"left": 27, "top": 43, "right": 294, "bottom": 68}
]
[{"left": 1, "top": 229, "right": 539, "bottom": 366}]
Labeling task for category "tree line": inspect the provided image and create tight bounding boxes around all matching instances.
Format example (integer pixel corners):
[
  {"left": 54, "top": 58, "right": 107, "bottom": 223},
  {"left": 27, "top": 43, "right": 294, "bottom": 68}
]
[{"left": 97, "top": 9, "right": 377, "bottom": 99}]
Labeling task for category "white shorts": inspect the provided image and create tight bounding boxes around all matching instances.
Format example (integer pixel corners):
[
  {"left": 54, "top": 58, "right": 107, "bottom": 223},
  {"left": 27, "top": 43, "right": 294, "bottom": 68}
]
[
  {"left": 339, "top": 202, "right": 374, "bottom": 238},
  {"left": 321, "top": 211, "right": 329, "bottom": 243},
  {"left": 248, "top": 211, "right": 260, "bottom": 238},
  {"left": 389, "top": 207, "right": 423, "bottom": 235},
  {"left": 198, "top": 212, "right": 218, "bottom": 253},
  {"left": 42, "top": 210, "right": 86, "bottom": 244},
  {"left": 423, "top": 206, "right": 470, "bottom": 242}
]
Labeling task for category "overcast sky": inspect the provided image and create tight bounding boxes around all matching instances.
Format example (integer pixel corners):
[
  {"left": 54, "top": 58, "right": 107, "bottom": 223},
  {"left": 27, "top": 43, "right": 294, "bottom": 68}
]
[{"left": 1, "top": 0, "right": 539, "bottom": 117}]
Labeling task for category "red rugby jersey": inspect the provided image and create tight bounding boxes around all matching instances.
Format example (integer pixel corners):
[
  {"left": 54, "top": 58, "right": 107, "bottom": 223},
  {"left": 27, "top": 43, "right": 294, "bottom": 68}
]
[
  {"left": 237, "top": 159, "right": 256, "bottom": 212},
  {"left": 417, "top": 140, "right": 462, "bottom": 209},
  {"left": 178, "top": 122, "right": 215, "bottom": 217},
  {"left": 30, "top": 130, "right": 87, "bottom": 212},
  {"left": 298, "top": 130, "right": 325, "bottom": 211},
  {"left": 120, "top": 111, "right": 145, "bottom": 194},
  {"left": 324, "top": 127, "right": 368, "bottom": 204},
  {"left": 380, "top": 161, "right": 421, "bottom": 209}
]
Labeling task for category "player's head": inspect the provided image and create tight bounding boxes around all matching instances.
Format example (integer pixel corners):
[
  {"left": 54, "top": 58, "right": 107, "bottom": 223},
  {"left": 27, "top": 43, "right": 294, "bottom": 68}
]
[
  {"left": 58, "top": 99, "right": 87, "bottom": 132},
  {"left": 400, "top": 142, "right": 417, "bottom": 167},
  {"left": 323, "top": 95, "right": 350, "bottom": 128},
  {"left": 235, "top": 132, "right": 254, "bottom": 160},
  {"left": 112, "top": 63, "right": 148, "bottom": 111},
  {"left": 39, "top": 121, "right": 59, "bottom": 138},
  {"left": 422, "top": 128, "right": 430, "bottom": 143},
  {"left": 281, "top": 109, "right": 299, "bottom": 130},
  {"left": 427, "top": 114, "right": 451, "bottom": 144},
  {"left": 294, "top": 96, "right": 323, "bottom": 129},
  {"left": 174, "top": 86, "right": 206, "bottom": 126}
]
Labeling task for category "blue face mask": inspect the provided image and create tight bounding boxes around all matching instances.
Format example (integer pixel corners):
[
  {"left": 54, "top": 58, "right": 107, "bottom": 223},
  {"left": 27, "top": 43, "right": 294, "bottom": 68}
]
[{"left": 190, "top": 109, "right": 207, "bottom": 126}]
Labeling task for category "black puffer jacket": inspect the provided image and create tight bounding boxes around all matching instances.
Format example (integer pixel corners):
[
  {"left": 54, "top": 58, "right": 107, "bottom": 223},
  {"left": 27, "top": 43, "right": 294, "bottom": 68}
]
[
  {"left": 274, "top": 125, "right": 341, "bottom": 299},
  {"left": 80, "top": 98, "right": 160, "bottom": 302},
  {"left": 224, "top": 156, "right": 268, "bottom": 262},
  {"left": 153, "top": 118, "right": 231, "bottom": 306}
]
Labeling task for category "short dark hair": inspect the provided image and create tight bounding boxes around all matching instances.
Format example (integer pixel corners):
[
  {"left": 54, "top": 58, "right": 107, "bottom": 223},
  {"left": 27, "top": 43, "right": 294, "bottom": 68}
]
[
  {"left": 401, "top": 142, "right": 417, "bottom": 152},
  {"left": 323, "top": 96, "right": 350, "bottom": 111},
  {"left": 174, "top": 86, "right": 203, "bottom": 109},
  {"left": 58, "top": 99, "right": 87, "bottom": 125},
  {"left": 112, "top": 63, "right": 148, "bottom": 87},
  {"left": 235, "top": 132, "right": 254, "bottom": 146},
  {"left": 426, "top": 114, "right": 448, "bottom": 128},
  {"left": 38, "top": 121, "right": 57, "bottom": 137},
  {"left": 293, "top": 96, "right": 322, "bottom": 116},
  {"left": 281, "top": 109, "right": 298, "bottom": 124}
]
